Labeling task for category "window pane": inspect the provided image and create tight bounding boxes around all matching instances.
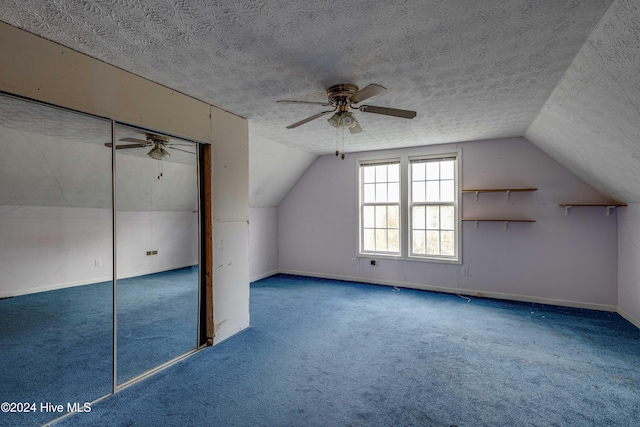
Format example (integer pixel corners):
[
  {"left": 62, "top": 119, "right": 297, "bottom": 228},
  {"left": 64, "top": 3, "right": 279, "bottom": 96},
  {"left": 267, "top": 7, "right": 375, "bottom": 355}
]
[
  {"left": 363, "top": 229, "right": 375, "bottom": 251},
  {"left": 375, "top": 229, "right": 387, "bottom": 251},
  {"left": 412, "top": 163, "right": 425, "bottom": 181},
  {"left": 363, "top": 206, "right": 375, "bottom": 228},
  {"left": 426, "top": 162, "right": 439, "bottom": 180},
  {"left": 413, "top": 230, "right": 425, "bottom": 254},
  {"left": 426, "top": 231, "right": 440, "bottom": 254},
  {"left": 388, "top": 206, "right": 399, "bottom": 228},
  {"left": 412, "top": 206, "right": 425, "bottom": 230},
  {"left": 441, "top": 161, "right": 454, "bottom": 179},
  {"left": 441, "top": 206, "right": 455, "bottom": 230},
  {"left": 388, "top": 182, "right": 399, "bottom": 203},
  {"left": 441, "top": 231, "right": 454, "bottom": 256},
  {"left": 388, "top": 164, "right": 399, "bottom": 182},
  {"left": 375, "top": 183, "right": 388, "bottom": 202},
  {"left": 388, "top": 229, "right": 399, "bottom": 252},
  {"left": 364, "top": 183, "right": 375, "bottom": 203},
  {"left": 375, "top": 205, "right": 387, "bottom": 228},
  {"left": 426, "top": 206, "right": 439, "bottom": 229},
  {"left": 441, "top": 180, "right": 455, "bottom": 202},
  {"left": 363, "top": 166, "right": 376, "bottom": 183},
  {"left": 426, "top": 181, "right": 440, "bottom": 202},
  {"left": 375, "top": 165, "right": 387, "bottom": 182},
  {"left": 412, "top": 181, "right": 425, "bottom": 202}
]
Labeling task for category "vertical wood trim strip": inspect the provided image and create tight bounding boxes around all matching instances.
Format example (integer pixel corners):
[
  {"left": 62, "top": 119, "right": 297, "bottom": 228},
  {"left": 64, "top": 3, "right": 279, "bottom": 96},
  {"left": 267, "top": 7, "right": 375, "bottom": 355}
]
[{"left": 202, "top": 143, "right": 214, "bottom": 346}]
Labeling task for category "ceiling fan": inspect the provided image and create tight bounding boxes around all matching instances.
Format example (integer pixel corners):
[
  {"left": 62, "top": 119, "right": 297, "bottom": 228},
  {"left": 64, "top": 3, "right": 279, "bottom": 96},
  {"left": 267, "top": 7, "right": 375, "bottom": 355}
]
[
  {"left": 104, "top": 132, "right": 195, "bottom": 160},
  {"left": 277, "top": 84, "right": 417, "bottom": 133}
]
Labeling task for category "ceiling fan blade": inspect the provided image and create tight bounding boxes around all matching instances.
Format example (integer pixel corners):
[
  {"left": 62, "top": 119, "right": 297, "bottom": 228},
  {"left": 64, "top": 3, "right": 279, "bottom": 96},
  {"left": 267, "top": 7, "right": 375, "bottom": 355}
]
[
  {"left": 168, "top": 147, "right": 196, "bottom": 155},
  {"left": 277, "top": 100, "right": 332, "bottom": 106},
  {"left": 349, "top": 84, "right": 386, "bottom": 104},
  {"left": 105, "top": 142, "right": 147, "bottom": 149},
  {"left": 119, "top": 137, "right": 149, "bottom": 144},
  {"left": 358, "top": 105, "right": 417, "bottom": 119},
  {"left": 286, "top": 110, "right": 335, "bottom": 129}
]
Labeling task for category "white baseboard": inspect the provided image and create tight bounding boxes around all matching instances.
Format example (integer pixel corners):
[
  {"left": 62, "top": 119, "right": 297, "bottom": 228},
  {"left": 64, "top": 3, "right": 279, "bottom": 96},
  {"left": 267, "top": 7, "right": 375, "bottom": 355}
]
[
  {"left": 617, "top": 306, "right": 640, "bottom": 329},
  {"left": 278, "top": 269, "right": 618, "bottom": 313},
  {"left": 250, "top": 269, "right": 279, "bottom": 283},
  {"left": 1, "top": 263, "right": 197, "bottom": 299}
]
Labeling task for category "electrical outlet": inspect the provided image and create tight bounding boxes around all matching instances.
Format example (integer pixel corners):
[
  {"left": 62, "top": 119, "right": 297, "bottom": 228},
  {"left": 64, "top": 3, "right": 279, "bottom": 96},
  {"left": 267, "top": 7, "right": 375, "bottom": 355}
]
[
  {"left": 462, "top": 266, "right": 470, "bottom": 276},
  {"left": 95, "top": 259, "right": 101, "bottom": 267},
  {"left": 351, "top": 258, "right": 356, "bottom": 265},
  {"left": 370, "top": 260, "right": 378, "bottom": 267}
]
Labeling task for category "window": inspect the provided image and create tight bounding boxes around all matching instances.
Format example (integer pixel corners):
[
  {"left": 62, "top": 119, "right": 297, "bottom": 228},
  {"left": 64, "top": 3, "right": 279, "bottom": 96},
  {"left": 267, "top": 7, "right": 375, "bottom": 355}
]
[
  {"left": 360, "top": 161, "right": 401, "bottom": 255},
  {"left": 358, "top": 152, "right": 459, "bottom": 263},
  {"left": 410, "top": 157, "right": 457, "bottom": 259}
]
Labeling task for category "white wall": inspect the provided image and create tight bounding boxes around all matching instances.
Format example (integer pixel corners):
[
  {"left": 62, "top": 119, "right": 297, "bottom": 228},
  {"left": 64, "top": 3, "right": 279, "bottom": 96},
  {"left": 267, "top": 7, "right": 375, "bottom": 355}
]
[
  {"left": 278, "top": 137, "right": 619, "bottom": 309},
  {"left": 210, "top": 107, "right": 250, "bottom": 344},
  {"left": 0, "top": 206, "right": 198, "bottom": 298},
  {"left": 618, "top": 204, "right": 640, "bottom": 327},
  {"left": 249, "top": 207, "right": 279, "bottom": 281}
]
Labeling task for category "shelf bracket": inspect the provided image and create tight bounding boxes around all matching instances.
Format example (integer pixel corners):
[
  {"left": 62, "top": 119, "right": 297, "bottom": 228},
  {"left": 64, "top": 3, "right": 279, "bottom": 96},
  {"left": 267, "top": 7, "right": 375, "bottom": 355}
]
[
  {"left": 606, "top": 206, "right": 617, "bottom": 216},
  {"left": 504, "top": 221, "right": 509, "bottom": 230},
  {"left": 505, "top": 190, "right": 511, "bottom": 200},
  {"left": 563, "top": 206, "right": 572, "bottom": 216},
  {"left": 474, "top": 191, "right": 479, "bottom": 201},
  {"left": 474, "top": 220, "right": 479, "bottom": 229}
]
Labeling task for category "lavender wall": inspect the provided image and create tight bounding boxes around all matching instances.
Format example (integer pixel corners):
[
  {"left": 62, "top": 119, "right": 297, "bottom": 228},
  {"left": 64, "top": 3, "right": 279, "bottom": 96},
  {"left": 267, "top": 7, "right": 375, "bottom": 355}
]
[
  {"left": 278, "top": 137, "right": 619, "bottom": 309},
  {"left": 249, "top": 207, "right": 279, "bottom": 281},
  {"left": 618, "top": 204, "right": 640, "bottom": 327}
]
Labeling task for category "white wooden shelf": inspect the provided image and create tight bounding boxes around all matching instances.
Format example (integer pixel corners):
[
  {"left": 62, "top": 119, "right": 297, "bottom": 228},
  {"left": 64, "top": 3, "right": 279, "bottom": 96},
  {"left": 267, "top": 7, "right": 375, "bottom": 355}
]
[
  {"left": 462, "top": 218, "right": 536, "bottom": 230},
  {"left": 462, "top": 188, "right": 537, "bottom": 201},
  {"left": 559, "top": 203, "right": 627, "bottom": 216}
]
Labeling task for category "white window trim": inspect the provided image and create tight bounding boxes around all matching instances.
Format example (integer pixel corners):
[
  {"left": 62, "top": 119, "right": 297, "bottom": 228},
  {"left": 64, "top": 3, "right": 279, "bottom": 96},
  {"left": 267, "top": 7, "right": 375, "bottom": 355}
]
[
  {"left": 357, "top": 148, "right": 462, "bottom": 264},
  {"left": 358, "top": 157, "right": 402, "bottom": 257}
]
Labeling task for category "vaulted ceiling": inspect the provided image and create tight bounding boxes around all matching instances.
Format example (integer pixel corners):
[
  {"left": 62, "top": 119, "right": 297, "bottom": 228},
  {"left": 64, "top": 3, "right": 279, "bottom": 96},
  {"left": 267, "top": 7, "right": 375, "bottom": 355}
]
[{"left": 1, "top": 0, "right": 639, "bottom": 206}]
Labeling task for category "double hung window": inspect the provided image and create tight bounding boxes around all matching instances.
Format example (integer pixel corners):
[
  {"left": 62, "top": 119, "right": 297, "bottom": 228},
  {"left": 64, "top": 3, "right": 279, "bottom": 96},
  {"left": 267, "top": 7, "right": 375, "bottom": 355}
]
[
  {"left": 360, "top": 161, "right": 401, "bottom": 255},
  {"left": 358, "top": 152, "right": 459, "bottom": 263}
]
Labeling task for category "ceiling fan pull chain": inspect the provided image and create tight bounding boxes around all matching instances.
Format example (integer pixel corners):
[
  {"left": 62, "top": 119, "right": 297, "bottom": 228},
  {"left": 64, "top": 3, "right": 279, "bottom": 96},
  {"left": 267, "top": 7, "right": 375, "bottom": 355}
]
[
  {"left": 335, "top": 126, "right": 339, "bottom": 157},
  {"left": 341, "top": 127, "right": 345, "bottom": 160}
]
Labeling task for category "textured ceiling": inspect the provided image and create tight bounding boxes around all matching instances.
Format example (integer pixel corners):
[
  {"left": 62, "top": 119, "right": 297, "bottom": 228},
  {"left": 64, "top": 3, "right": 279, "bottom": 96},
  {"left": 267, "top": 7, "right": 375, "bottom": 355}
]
[
  {"left": 0, "top": 0, "right": 613, "bottom": 155},
  {"left": 527, "top": 0, "right": 640, "bottom": 203},
  {"left": 6, "top": 0, "right": 640, "bottom": 207}
]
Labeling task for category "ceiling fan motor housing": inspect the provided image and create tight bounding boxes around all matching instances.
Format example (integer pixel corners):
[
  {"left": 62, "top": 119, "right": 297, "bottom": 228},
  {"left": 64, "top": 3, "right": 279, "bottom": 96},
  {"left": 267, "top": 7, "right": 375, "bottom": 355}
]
[{"left": 326, "top": 84, "right": 359, "bottom": 106}]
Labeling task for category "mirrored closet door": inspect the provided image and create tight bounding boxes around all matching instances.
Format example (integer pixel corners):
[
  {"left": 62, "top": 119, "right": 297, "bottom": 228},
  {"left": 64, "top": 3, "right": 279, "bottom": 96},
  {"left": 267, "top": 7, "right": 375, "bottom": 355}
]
[
  {"left": 0, "top": 94, "right": 114, "bottom": 426},
  {"left": 114, "top": 124, "right": 200, "bottom": 385},
  {"left": 0, "top": 94, "right": 203, "bottom": 426}
]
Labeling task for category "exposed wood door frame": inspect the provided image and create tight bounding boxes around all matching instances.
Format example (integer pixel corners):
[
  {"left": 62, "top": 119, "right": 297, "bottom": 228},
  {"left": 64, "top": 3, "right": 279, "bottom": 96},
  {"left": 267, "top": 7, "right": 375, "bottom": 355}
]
[{"left": 200, "top": 143, "right": 214, "bottom": 346}]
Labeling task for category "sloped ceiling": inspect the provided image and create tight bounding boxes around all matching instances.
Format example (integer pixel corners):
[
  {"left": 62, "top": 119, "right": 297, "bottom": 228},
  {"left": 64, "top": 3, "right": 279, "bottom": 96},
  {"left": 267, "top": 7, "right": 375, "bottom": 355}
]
[
  {"left": 3, "top": 0, "right": 636, "bottom": 206},
  {"left": 526, "top": 0, "right": 640, "bottom": 203}
]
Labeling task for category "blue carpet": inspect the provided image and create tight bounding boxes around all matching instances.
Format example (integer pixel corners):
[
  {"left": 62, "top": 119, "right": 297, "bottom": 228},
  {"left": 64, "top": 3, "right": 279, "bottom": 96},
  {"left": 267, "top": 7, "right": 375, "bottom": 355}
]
[
  {"left": 0, "top": 267, "right": 198, "bottom": 427},
  {"left": 49, "top": 274, "right": 640, "bottom": 427}
]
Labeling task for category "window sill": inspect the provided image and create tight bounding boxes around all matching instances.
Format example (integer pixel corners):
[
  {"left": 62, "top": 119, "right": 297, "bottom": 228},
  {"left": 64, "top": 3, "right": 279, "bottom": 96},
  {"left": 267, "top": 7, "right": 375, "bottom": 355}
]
[{"left": 357, "top": 253, "right": 461, "bottom": 265}]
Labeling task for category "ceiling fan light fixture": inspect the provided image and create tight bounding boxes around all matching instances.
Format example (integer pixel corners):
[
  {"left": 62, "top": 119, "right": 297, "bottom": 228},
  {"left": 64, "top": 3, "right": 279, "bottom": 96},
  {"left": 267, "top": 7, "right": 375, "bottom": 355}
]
[
  {"left": 147, "top": 144, "right": 170, "bottom": 160},
  {"left": 348, "top": 120, "right": 363, "bottom": 134},
  {"left": 327, "top": 112, "right": 342, "bottom": 128}
]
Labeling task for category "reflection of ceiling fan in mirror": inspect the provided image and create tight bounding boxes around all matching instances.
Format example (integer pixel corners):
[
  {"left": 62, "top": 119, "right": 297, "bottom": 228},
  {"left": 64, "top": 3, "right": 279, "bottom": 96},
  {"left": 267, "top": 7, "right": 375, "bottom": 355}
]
[
  {"left": 105, "top": 132, "right": 196, "bottom": 160},
  {"left": 278, "top": 84, "right": 417, "bottom": 133}
]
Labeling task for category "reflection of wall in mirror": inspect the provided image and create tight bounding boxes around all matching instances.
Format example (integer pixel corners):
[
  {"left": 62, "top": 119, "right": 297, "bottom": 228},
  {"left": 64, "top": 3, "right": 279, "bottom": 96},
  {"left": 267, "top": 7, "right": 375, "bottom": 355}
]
[{"left": 0, "top": 127, "right": 199, "bottom": 298}]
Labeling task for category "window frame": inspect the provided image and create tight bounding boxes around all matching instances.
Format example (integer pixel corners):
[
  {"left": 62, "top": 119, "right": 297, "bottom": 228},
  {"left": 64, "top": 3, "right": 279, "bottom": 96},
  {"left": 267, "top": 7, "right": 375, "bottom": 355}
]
[
  {"left": 358, "top": 158, "right": 402, "bottom": 257},
  {"left": 357, "top": 149, "right": 461, "bottom": 264},
  {"left": 408, "top": 155, "right": 459, "bottom": 262}
]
